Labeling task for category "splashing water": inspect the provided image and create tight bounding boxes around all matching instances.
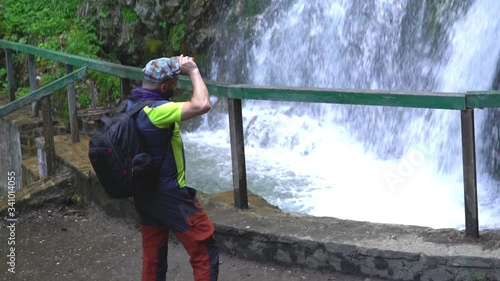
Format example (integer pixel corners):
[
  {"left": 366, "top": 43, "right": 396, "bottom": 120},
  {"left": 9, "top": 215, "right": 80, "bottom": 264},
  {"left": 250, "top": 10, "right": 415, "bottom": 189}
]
[{"left": 184, "top": 0, "right": 500, "bottom": 229}]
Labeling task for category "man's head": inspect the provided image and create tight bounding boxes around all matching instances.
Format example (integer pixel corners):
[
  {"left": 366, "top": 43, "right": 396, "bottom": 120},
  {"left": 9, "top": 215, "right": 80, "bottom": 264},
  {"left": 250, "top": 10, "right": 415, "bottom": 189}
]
[{"left": 142, "top": 57, "right": 181, "bottom": 99}]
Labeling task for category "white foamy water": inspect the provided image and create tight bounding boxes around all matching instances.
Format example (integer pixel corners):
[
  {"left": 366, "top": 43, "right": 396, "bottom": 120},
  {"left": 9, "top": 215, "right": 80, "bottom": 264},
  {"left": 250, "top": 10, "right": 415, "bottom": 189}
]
[{"left": 184, "top": 0, "right": 500, "bottom": 229}]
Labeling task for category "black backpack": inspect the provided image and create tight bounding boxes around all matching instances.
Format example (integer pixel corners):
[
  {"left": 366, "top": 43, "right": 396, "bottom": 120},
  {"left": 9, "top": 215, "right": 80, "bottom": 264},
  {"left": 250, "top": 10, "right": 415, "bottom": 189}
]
[{"left": 88, "top": 100, "right": 158, "bottom": 199}]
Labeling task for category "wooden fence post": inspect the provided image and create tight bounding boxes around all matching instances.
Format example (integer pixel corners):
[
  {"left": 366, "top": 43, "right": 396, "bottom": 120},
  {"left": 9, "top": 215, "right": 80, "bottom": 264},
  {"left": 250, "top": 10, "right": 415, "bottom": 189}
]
[
  {"left": 5, "top": 50, "right": 16, "bottom": 102},
  {"left": 66, "top": 64, "right": 79, "bottom": 143},
  {"left": 28, "top": 54, "right": 40, "bottom": 117},
  {"left": 121, "top": 78, "right": 131, "bottom": 100},
  {"left": 41, "top": 96, "right": 56, "bottom": 176},
  {"left": 460, "top": 108, "right": 479, "bottom": 238},
  {"left": 228, "top": 98, "right": 249, "bottom": 209}
]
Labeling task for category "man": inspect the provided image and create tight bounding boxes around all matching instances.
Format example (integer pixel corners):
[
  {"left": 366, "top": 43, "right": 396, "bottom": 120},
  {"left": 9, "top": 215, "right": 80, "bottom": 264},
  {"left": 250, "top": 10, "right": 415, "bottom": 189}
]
[{"left": 128, "top": 55, "right": 219, "bottom": 281}]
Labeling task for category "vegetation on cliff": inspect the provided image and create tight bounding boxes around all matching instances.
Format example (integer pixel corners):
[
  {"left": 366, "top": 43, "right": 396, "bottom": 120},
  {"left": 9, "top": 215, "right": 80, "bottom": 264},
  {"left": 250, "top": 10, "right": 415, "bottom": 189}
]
[
  {"left": 0, "top": 0, "right": 231, "bottom": 126},
  {"left": 0, "top": 0, "right": 118, "bottom": 115}
]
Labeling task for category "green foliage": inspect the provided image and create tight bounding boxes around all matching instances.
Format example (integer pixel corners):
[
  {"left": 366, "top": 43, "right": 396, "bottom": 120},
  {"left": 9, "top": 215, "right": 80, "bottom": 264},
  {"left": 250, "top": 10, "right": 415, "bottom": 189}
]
[
  {"left": 72, "top": 194, "right": 82, "bottom": 204},
  {"left": 98, "top": 11, "right": 109, "bottom": 19},
  {"left": 144, "top": 39, "right": 164, "bottom": 60},
  {"left": 15, "top": 87, "right": 31, "bottom": 98},
  {"left": 90, "top": 71, "right": 121, "bottom": 104},
  {"left": 129, "top": 42, "right": 137, "bottom": 52},
  {"left": 168, "top": 23, "right": 186, "bottom": 53},
  {"left": 0, "top": 68, "right": 7, "bottom": 95},
  {"left": 0, "top": 6, "right": 5, "bottom": 37},
  {"left": 38, "top": 67, "right": 65, "bottom": 87},
  {"left": 78, "top": 94, "right": 91, "bottom": 108},
  {"left": 121, "top": 7, "right": 140, "bottom": 23},
  {"left": 1, "top": 0, "right": 122, "bottom": 115},
  {"left": 2, "top": 0, "right": 80, "bottom": 44},
  {"left": 65, "top": 20, "right": 101, "bottom": 57}
]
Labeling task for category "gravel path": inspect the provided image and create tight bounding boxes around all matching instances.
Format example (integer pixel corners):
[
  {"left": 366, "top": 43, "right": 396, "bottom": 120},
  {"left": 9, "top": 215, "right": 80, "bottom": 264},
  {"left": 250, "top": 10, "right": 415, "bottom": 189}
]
[{"left": 0, "top": 202, "right": 382, "bottom": 281}]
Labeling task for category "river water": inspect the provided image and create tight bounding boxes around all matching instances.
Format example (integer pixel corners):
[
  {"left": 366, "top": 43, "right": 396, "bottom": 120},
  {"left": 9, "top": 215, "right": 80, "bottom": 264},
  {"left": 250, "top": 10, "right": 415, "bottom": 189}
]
[{"left": 183, "top": 0, "right": 500, "bottom": 230}]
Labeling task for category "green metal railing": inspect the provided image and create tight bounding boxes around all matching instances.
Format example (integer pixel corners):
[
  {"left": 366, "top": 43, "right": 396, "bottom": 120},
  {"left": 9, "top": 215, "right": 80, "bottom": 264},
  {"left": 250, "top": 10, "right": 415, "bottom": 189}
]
[{"left": 1, "top": 39, "right": 499, "bottom": 238}]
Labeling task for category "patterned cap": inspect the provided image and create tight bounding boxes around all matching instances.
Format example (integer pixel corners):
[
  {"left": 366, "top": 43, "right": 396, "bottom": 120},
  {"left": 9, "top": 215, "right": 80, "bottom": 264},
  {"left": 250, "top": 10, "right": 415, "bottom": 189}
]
[{"left": 142, "top": 57, "right": 181, "bottom": 83}]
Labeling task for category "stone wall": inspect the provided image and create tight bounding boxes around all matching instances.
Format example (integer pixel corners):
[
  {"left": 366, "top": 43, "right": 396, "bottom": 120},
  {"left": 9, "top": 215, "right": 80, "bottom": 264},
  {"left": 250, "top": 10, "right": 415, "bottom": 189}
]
[{"left": 84, "top": 0, "right": 235, "bottom": 66}]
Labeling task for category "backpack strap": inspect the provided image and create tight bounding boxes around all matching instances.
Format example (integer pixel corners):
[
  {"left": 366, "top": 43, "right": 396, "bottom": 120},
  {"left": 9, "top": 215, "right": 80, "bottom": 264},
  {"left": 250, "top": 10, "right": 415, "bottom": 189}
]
[
  {"left": 115, "top": 100, "right": 128, "bottom": 113},
  {"left": 126, "top": 100, "right": 156, "bottom": 116},
  {"left": 97, "top": 100, "right": 154, "bottom": 129}
]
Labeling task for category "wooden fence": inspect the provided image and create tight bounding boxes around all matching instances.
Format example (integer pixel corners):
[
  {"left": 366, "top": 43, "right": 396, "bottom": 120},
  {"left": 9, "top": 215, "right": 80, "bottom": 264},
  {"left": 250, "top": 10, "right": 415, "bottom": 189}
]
[{"left": 2, "top": 39, "right": 500, "bottom": 238}]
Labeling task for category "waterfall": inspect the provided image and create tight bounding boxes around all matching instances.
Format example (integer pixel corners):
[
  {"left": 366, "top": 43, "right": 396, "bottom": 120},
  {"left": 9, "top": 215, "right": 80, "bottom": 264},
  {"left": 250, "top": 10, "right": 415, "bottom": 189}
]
[{"left": 183, "top": 0, "right": 500, "bottom": 229}]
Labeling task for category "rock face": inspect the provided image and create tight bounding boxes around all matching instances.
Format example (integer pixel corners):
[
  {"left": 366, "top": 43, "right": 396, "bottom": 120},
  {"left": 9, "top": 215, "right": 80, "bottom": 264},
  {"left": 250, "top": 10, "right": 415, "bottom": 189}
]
[{"left": 86, "top": 0, "right": 234, "bottom": 66}]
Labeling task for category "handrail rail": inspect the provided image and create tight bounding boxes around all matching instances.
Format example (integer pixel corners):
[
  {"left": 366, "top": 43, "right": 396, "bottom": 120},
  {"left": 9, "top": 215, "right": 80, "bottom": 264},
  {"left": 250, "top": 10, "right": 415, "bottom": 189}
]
[
  {"left": 2, "top": 39, "right": 498, "bottom": 238},
  {"left": 0, "top": 40, "right": 142, "bottom": 80},
  {"left": 0, "top": 67, "right": 87, "bottom": 118},
  {"left": 216, "top": 84, "right": 467, "bottom": 109},
  {"left": 466, "top": 91, "right": 500, "bottom": 108},
  {"left": 4, "top": 39, "right": 499, "bottom": 109}
]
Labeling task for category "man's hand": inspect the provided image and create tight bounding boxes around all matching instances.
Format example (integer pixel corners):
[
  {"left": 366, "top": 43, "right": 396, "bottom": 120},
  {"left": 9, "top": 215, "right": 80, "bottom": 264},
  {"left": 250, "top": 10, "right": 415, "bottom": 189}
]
[
  {"left": 179, "top": 55, "right": 199, "bottom": 76},
  {"left": 178, "top": 55, "right": 211, "bottom": 121}
]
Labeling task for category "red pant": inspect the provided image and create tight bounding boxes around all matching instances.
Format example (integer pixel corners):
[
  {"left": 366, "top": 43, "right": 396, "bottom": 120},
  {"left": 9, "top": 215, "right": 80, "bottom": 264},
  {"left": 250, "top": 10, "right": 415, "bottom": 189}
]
[
  {"left": 135, "top": 187, "right": 219, "bottom": 281},
  {"left": 140, "top": 225, "right": 219, "bottom": 281}
]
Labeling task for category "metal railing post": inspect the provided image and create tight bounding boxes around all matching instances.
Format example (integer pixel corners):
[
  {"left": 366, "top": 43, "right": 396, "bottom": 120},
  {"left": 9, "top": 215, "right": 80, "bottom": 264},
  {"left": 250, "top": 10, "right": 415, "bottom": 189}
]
[
  {"left": 460, "top": 108, "right": 479, "bottom": 238},
  {"left": 41, "top": 96, "right": 56, "bottom": 176},
  {"left": 28, "top": 54, "right": 40, "bottom": 117},
  {"left": 228, "top": 98, "right": 249, "bottom": 209},
  {"left": 66, "top": 64, "right": 79, "bottom": 143},
  {"left": 5, "top": 49, "right": 16, "bottom": 102}
]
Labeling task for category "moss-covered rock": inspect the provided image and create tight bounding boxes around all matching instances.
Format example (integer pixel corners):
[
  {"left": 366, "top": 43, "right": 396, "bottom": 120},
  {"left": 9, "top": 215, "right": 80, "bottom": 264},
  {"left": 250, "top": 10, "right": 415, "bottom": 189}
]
[{"left": 83, "top": 0, "right": 236, "bottom": 67}]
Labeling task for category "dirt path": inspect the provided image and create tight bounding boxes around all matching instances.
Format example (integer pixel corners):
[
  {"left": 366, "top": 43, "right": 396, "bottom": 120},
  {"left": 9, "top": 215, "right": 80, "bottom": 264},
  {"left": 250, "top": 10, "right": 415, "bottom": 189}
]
[{"left": 0, "top": 202, "right": 381, "bottom": 281}]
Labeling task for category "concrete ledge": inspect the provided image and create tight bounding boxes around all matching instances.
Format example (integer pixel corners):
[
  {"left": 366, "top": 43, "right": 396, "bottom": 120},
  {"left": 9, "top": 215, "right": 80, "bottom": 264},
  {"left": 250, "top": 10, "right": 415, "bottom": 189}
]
[
  {"left": 0, "top": 173, "right": 74, "bottom": 212},
  {"left": 22, "top": 156, "right": 40, "bottom": 186},
  {"left": 50, "top": 134, "right": 500, "bottom": 281},
  {"left": 203, "top": 193, "right": 500, "bottom": 281},
  {"left": 53, "top": 135, "right": 139, "bottom": 222}
]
